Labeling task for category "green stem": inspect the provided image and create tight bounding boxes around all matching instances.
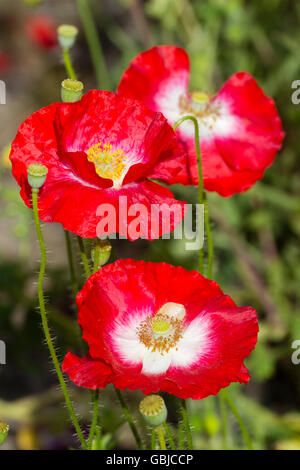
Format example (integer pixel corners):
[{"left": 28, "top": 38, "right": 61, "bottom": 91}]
[
  {"left": 222, "top": 390, "right": 254, "bottom": 450},
  {"left": 180, "top": 398, "right": 193, "bottom": 450},
  {"left": 174, "top": 115, "right": 204, "bottom": 274},
  {"left": 87, "top": 245, "right": 102, "bottom": 448},
  {"left": 88, "top": 390, "right": 99, "bottom": 449},
  {"left": 151, "top": 428, "right": 157, "bottom": 450},
  {"left": 76, "top": 0, "right": 110, "bottom": 89},
  {"left": 178, "top": 422, "right": 185, "bottom": 450},
  {"left": 163, "top": 422, "right": 176, "bottom": 450},
  {"left": 93, "top": 243, "right": 100, "bottom": 273},
  {"left": 63, "top": 48, "right": 77, "bottom": 80},
  {"left": 115, "top": 388, "right": 144, "bottom": 450},
  {"left": 157, "top": 425, "right": 167, "bottom": 450},
  {"left": 31, "top": 189, "right": 87, "bottom": 450},
  {"left": 219, "top": 391, "right": 229, "bottom": 450},
  {"left": 64, "top": 230, "right": 78, "bottom": 299},
  {"left": 204, "top": 192, "right": 214, "bottom": 279},
  {"left": 77, "top": 236, "right": 91, "bottom": 278}
]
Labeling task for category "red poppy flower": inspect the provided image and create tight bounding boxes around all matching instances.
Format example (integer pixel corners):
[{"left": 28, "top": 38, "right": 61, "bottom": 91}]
[
  {"left": 62, "top": 259, "right": 258, "bottom": 400},
  {"left": 10, "top": 90, "right": 186, "bottom": 240},
  {"left": 25, "top": 15, "right": 58, "bottom": 49},
  {"left": 117, "top": 46, "right": 284, "bottom": 197}
]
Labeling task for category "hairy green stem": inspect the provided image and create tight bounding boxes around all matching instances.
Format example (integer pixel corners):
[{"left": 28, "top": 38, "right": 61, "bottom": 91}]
[
  {"left": 163, "top": 422, "right": 176, "bottom": 450},
  {"left": 77, "top": 236, "right": 91, "bottom": 278},
  {"left": 76, "top": 0, "right": 110, "bottom": 89},
  {"left": 180, "top": 398, "right": 193, "bottom": 450},
  {"left": 88, "top": 390, "right": 99, "bottom": 449},
  {"left": 115, "top": 388, "right": 144, "bottom": 450},
  {"left": 31, "top": 189, "right": 87, "bottom": 450},
  {"left": 222, "top": 390, "right": 254, "bottom": 450},
  {"left": 151, "top": 428, "right": 157, "bottom": 450},
  {"left": 63, "top": 48, "right": 77, "bottom": 80},
  {"left": 157, "top": 425, "right": 167, "bottom": 450},
  {"left": 64, "top": 230, "right": 78, "bottom": 299}
]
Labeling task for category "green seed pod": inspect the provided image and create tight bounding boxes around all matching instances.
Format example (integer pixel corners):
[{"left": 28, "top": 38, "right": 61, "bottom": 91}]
[
  {"left": 91, "top": 240, "right": 112, "bottom": 269},
  {"left": 61, "top": 79, "right": 84, "bottom": 103},
  {"left": 139, "top": 395, "right": 167, "bottom": 427},
  {"left": 57, "top": 24, "right": 78, "bottom": 50},
  {"left": 0, "top": 421, "right": 9, "bottom": 446},
  {"left": 27, "top": 164, "right": 48, "bottom": 189}
]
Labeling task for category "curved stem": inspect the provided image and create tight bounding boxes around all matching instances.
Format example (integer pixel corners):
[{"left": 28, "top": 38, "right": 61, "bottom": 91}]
[
  {"left": 157, "top": 425, "right": 167, "bottom": 450},
  {"left": 114, "top": 388, "right": 144, "bottom": 450},
  {"left": 204, "top": 192, "right": 214, "bottom": 279},
  {"left": 222, "top": 390, "right": 254, "bottom": 450},
  {"left": 31, "top": 189, "right": 87, "bottom": 450},
  {"left": 180, "top": 398, "right": 193, "bottom": 450},
  {"left": 64, "top": 230, "right": 78, "bottom": 299},
  {"left": 77, "top": 236, "right": 91, "bottom": 278},
  {"left": 173, "top": 115, "right": 204, "bottom": 274},
  {"left": 76, "top": 0, "right": 110, "bottom": 89},
  {"left": 63, "top": 48, "right": 77, "bottom": 80},
  {"left": 88, "top": 390, "right": 99, "bottom": 449},
  {"left": 163, "top": 422, "right": 176, "bottom": 450}
]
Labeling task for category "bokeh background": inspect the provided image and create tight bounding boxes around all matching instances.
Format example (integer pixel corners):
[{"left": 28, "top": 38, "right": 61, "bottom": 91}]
[{"left": 0, "top": 0, "right": 299, "bottom": 450}]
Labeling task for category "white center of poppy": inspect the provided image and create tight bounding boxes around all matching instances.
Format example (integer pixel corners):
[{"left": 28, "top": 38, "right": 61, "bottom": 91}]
[{"left": 136, "top": 302, "right": 186, "bottom": 356}]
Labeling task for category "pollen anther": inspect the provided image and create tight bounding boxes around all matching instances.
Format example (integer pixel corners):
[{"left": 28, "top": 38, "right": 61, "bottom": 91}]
[{"left": 87, "top": 142, "right": 127, "bottom": 187}]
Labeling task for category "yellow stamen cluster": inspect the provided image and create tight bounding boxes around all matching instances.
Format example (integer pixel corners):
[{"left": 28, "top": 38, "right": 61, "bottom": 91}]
[
  {"left": 137, "top": 313, "right": 183, "bottom": 355},
  {"left": 87, "top": 142, "right": 127, "bottom": 183}
]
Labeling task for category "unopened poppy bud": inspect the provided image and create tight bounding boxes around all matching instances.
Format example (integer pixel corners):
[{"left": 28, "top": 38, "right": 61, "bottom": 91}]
[
  {"left": 27, "top": 163, "right": 48, "bottom": 189},
  {"left": 0, "top": 421, "right": 9, "bottom": 445},
  {"left": 91, "top": 240, "right": 112, "bottom": 268},
  {"left": 61, "top": 79, "right": 84, "bottom": 103},
  {"left": 139, "top": 395, "right": 167, "bottom": 427},
  {"left": 57, "top": 24, "right": 78, "bottom": 50},
  {"left": 1, "top": 144, "right": 11, "bottom": 169}
]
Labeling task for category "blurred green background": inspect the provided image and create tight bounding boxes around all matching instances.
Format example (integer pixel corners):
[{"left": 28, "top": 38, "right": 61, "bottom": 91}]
[{"left": 0, "top": 0, "right": 299, "bottom": 450}]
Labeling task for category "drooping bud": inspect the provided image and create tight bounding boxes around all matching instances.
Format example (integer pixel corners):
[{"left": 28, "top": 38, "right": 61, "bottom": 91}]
[
  {"left": 27, "top": 164, "right": 48, "bottom": 189},
  {"left": 0, "top": 421, "right": 9, "bottom": 445},
  {"left": 61, "top": 79, "right": 84, "bottom": 103},
  {"left": 57, "top": 24, "right": 78, "bottom": 50},
  {"left": 139, "top": 395, "right": 167, "bottom": 427},
  {"left": 91, "top": 239, "right": 112, "bottom": 269}
]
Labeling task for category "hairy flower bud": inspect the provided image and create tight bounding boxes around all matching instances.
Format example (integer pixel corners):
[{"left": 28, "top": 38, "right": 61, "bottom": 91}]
[
  {"left": 61, "top": 79, "right": 84, "bottom": 103},
  {"left": 27, "top": 163, "right": 48, "bottom": 189},
  {"left": 139, "top": 395, "right": 167, "bottom": 427},
  {"left": 57, "top": 24, "right": 78, "bottom": 50}
]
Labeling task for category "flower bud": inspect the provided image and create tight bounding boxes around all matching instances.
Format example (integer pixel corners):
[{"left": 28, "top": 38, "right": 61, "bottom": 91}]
[
  {"left": 57, "top": 24, "right": 78, "bottom": 50},
  {"left": 61, "top": 79, "right": 84, "bottom": 103},
  {"left": 139, "top": 395, "right": 167, "bottom": 427},
  {"left": 27, "top": 164, "right": 48, "bottom": 189},
  {"left": 1, "top": 144, "right": 11, "bottom": 169},
  {"left": 0, "top": 421, "right": 9, "bottom": 446},
  {"left": 91, "top": 239, "right": 112, "bottom": 268}
]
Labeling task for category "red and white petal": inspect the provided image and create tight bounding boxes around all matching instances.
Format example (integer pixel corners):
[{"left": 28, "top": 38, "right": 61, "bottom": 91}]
[{"left": 117, "top": 46, "right": 190, "bottom": 116}]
